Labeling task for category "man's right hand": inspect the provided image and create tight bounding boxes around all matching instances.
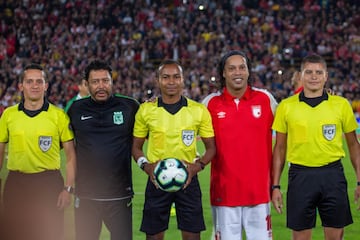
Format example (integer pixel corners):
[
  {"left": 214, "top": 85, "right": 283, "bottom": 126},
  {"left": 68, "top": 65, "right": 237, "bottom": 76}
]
[{"left": 272, "top": 189, "right": 283, "bottom": 214}]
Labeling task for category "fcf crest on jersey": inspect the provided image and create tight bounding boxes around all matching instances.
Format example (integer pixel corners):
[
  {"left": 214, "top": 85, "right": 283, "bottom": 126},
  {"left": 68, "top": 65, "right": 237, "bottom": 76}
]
[
  {"left": 252, "top": 105, "right": 261, "bottom": 118},
  {"left": 39, "top": 136, "right": 52, "bottom": 152},
  {"left": 113, "top": 111, "right": 123, "bottom": 125},
  {"left": 323, "top": 124, "right": 336, "bottom": 141},
  {"left": 182, "top": 130, "right": 195, "bottom": 146}
]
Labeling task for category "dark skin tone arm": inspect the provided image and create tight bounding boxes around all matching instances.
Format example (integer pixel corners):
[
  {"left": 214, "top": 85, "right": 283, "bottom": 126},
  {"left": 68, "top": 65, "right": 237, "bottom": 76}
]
[{"left": 132, "top": 136, "right": 216, "bottom": 189}]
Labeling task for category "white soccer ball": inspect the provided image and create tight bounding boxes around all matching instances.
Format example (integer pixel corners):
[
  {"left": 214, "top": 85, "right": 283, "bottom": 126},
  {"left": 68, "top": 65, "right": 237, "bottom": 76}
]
[{"left": 153, "top": 158, "right": 189, "bottom": 192}]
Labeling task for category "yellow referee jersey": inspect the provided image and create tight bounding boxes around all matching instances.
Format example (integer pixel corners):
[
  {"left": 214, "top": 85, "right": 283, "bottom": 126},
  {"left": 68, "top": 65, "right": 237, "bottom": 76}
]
[
  {"left": 272, "top": 94, "right": 358, "bottom": 167},
  {"left": 0, "top": 104, "right": 74, "bottom": 173},
  {"left": 133, "top": 97, "right": 214, "bottom": 163}
]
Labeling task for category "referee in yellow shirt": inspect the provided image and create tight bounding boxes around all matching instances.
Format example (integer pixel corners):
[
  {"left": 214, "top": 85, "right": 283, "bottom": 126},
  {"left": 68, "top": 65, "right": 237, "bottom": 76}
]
[
  {"left": 0, "top": 63, "right": 76, "bottom": 240},
  {"left": 132, "top": 59, "right": 216, "bottom": 240},
  {"left": 272, "top": 54, "right": 360, "bottom": 240}
]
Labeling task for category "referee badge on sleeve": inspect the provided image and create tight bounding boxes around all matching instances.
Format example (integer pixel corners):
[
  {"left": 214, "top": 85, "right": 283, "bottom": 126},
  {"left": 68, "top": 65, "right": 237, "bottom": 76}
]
[
  {"left": 182, "top": 130, "right": 195, "bottom": 146},
  {"left": 322, "top": 124, "right": 335, "bottom": 141},
  {"left": 39, "top": 136, "right": 52, "bottom": 152}
]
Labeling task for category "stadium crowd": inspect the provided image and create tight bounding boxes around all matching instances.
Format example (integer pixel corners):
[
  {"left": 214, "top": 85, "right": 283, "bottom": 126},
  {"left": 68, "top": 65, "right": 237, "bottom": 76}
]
[{"left": 0, "top": 0, "right": 360, "bottom": 117}]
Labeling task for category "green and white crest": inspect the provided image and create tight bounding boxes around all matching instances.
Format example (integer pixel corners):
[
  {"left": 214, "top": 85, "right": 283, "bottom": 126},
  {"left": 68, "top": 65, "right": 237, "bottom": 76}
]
[{"left": 113, "top": 111, "right": 124, "bottom": 125}]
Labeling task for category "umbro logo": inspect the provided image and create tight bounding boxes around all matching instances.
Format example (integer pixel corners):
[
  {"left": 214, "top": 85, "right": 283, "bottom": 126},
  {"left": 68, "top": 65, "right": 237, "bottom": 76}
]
[
  {"left": 81, "top": 115, "right": 93, "bottom": 120},
  {"left": 217, "top": 111, "right": 226, "bottom": 118}
]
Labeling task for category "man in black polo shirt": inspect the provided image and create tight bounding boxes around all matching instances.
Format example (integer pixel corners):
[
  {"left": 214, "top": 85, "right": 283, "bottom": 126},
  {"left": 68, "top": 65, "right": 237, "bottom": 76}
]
[{"left": 68, "top": 60, "right": 139, "bottom": 240}]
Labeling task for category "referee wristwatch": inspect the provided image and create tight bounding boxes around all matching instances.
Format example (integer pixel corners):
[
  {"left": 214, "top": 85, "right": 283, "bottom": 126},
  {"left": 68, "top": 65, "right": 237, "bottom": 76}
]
[
  {"left": 195, "top": 159, "right": 206, "bottom": 170},
  {"left": 63, "top": 186, "right": 74, "bottom": 194},
  {"left": 271, "top": 185, "right": 281, "bottom": 191},
  {"left": 137, "top": 156, "right": 149, "bottom": 170}
]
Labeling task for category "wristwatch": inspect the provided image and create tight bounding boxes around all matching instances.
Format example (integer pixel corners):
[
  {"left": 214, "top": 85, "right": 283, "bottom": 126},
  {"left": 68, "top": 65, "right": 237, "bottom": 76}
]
[
  {"left": 137, "top": 156, "right": 149, "bottom": 170},
  {"left": 195, "top": 159, "right": 206, "bottom": 170},
  {"left": 63, "top": 186, "right": 74, "bottom": 194}
]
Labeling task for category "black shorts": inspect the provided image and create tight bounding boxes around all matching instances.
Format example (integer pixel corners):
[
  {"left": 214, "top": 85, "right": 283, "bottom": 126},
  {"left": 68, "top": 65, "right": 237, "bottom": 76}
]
[
  {"left": 287, "top": 160, "right": 353, "bottom": 231},
  {"left": 140, "top": 175, "right": 205, "bottom": 235}
]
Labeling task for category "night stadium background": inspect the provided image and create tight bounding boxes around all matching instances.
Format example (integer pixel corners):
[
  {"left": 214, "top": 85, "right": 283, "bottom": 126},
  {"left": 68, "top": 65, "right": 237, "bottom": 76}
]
[{"left": 0, "top": 1, "right": 359, "bottom": 239}]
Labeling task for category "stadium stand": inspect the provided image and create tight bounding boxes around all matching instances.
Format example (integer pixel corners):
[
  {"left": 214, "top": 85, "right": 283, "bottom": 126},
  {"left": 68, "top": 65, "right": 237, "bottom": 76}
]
[{"left": 0, "top": 0, "right": 360, "bottom": 118}]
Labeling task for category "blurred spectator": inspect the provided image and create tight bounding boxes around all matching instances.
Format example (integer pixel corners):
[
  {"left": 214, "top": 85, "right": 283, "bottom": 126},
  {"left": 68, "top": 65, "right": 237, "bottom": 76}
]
[
  {"left": 290, "top": 70, "right": 303, "bottom": 95},
  {"left": 64, "top": 78, "right": 89, "bottom": 112}
]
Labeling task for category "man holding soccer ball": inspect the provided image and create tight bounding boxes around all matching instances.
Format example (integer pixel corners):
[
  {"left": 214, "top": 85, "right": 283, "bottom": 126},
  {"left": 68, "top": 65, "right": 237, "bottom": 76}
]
[{"left": 132, "top": 59, "right": 216, "bottom": 240}]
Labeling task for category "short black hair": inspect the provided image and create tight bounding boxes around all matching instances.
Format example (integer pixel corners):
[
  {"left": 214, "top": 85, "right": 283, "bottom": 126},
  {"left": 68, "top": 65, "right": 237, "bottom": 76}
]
[
  {"left": 84, "top": 60, "right": 112, "bottom": 81},
  {"left": 156, "top": 59, "right": 183, "bottom": 79},
  {"left": 217, "top": 50, "right": 252, "bottom": 88},
  {"left": 20, "top": 63, "right": 47, "bottom": 83},
  {"left": 300, "top": 54, "right": 327, "bottom": 71}
]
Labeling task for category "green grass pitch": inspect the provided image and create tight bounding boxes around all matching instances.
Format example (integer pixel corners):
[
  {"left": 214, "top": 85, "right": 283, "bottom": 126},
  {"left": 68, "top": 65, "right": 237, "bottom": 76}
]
[{"left": 1, "top": 139, "right": 359, "bottom": 239}]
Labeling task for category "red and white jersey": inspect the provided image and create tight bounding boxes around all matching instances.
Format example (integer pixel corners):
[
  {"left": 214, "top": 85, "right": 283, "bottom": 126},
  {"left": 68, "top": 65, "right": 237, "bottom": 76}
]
[{"left": 203, "top": 86, "right": 277, "bottom": 206}]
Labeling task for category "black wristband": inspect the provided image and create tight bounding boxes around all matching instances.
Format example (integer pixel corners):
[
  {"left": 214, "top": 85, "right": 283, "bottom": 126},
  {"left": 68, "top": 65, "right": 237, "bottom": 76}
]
[
  {"left": 357, "top": 181, "right": 360, "bottom": 186},
  {"left": 271, "top": 185, "right": 281, "bottom": 190}
]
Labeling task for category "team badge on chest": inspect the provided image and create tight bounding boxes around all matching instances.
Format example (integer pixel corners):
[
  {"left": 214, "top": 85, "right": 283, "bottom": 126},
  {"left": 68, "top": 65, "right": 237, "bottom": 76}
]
[
  {"left": 39, "top": 136, "right": 52, "bottom": 152},
  {"left": 323, "top": 124, "right": 335, "bottom": 141},
  {"left": 182, "top": 130, "right": 195, "bottom": 146},
  {"left": 252, "top": 105, "right": 261, "bottom": 118},
  {"left": 113, "top": 111, "right": 123, "bottom": 125}
]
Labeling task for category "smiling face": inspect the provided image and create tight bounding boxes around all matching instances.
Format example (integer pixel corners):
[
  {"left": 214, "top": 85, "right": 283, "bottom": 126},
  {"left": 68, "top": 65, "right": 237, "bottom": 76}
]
[
  {"left": 222, "top": 54, "right": 249, "bottom": 97},
  {"left": 157, "top": 63, "right": 184, "bottom": 103},
  {"left": 19, "top": 68, "right": 48, "bottom": 102},
  {"left": 301, "top": 62, "right": 328, "bottom": 97}
]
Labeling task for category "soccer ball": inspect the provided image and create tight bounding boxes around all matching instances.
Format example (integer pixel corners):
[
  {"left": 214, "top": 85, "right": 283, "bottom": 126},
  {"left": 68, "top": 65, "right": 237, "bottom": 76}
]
[{"left": 153, "top": 158, "right": 189, "bottom": 192}]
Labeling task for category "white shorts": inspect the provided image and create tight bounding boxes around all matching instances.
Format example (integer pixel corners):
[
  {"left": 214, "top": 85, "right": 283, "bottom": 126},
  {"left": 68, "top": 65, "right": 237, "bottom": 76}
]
[{"left": 212, "top": 203, "right": 272, "bottom": 240}]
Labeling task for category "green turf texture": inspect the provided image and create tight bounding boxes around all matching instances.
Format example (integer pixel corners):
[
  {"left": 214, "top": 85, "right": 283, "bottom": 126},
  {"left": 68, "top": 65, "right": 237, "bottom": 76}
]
[{"left": 1, "top": 139, "right": 359, "bottom": 239}]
